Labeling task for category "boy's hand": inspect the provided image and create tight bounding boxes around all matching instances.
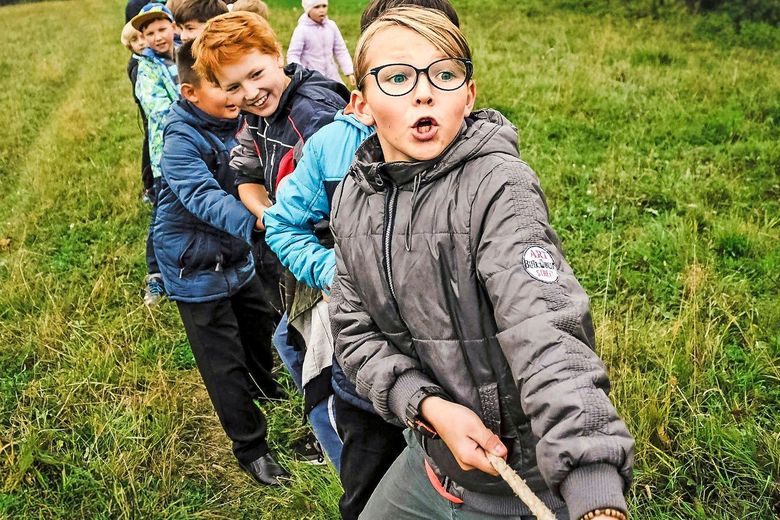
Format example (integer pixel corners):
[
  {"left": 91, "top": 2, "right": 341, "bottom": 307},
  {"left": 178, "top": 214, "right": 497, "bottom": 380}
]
[
  {"left": 238, "top": 183, "right": 272, "bottom": 230},
  {"left": 420, "top": 396, "right": 507, "bottom": 476}
]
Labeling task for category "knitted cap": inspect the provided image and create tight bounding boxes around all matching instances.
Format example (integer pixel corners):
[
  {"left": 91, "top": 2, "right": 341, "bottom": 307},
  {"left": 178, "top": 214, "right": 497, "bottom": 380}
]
[{"left": 302, "top": 0, "right": 327, "bottom": 14}]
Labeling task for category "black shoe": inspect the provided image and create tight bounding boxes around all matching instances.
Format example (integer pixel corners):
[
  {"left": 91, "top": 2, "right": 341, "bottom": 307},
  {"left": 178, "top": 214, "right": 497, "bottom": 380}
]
[
  {"left": 238, "top": 452, "right": 289, "bottom": 486},
  {"left": 291, "top": 432, "right": 325, "bottom": 465}
]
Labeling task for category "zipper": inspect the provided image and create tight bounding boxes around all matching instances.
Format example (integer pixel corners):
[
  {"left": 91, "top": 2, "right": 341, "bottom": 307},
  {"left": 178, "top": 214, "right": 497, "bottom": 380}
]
[{"left": 382, "top": 184, "right": 400, "bottom": 303}]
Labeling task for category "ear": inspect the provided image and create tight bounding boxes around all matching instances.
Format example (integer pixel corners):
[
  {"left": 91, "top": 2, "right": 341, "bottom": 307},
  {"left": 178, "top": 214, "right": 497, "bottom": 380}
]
[
  {"left": 350, "top": 89, "right": 375, "bottom": 127},
  {"left": 276, "top": 45, "right": 284, "bottom": 67},
  {"left": 180, "top": 83, "right": 198, "bottom": 103},
  {"left": 462, "top": 79, "right": 477, "bottom": 118}
]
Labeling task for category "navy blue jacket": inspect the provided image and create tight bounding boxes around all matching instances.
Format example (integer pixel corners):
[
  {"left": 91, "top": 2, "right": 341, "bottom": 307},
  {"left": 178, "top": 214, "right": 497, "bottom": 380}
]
[{"left": 154, "top": 100, "right": 257, "bottom": 302}]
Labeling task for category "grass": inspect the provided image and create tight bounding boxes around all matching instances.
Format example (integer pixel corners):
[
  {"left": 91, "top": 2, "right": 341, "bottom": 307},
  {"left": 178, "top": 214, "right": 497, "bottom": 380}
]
[{"left": 0, "top": 0, "right": 778, "bottom": 518}]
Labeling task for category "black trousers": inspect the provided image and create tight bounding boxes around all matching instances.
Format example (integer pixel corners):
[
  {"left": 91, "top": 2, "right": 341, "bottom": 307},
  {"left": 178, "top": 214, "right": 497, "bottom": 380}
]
[
  {"left": 176, "top": 276, "right": 278, "bottom": 464},
  {"left": 335, "top": 395, "right": 407, "bottom": 520}
]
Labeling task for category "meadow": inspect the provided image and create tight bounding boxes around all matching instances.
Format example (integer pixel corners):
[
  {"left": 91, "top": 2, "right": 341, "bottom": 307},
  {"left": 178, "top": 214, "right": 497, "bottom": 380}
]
[{"left": 0, "top": 0, "right": 778, "bottom": 518}]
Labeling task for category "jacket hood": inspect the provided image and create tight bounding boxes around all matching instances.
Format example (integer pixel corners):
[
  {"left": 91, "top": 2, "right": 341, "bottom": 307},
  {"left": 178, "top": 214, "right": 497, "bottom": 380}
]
[
  {"left": 167, "top": 99, "right": 242, "bottom": 139},
  {"left": 298, "top": 12, "right": 329, "bottom": 25},
  {"left": 266, "top": 62, "right": 348, "bottom": 125},
  {"left": 348, "top": 108, "right": 518, "bottom": 194}
]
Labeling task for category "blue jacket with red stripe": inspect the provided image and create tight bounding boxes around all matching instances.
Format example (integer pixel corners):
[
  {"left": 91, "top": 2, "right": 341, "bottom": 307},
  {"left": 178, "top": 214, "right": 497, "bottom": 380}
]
[{"left": 229, "top": 63, "right": 349, "bottom": 202}]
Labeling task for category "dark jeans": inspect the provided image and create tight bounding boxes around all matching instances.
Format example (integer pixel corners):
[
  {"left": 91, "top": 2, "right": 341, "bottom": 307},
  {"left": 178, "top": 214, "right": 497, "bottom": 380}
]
[
  {"left": 335, "top": 395, "right": 407, "bottom": 520},
  {"left": 176, "top": 276, "right": 279, "bottom": 464},
  {"left": 145, "top": 177, "right": 161, "bottom": 275}
]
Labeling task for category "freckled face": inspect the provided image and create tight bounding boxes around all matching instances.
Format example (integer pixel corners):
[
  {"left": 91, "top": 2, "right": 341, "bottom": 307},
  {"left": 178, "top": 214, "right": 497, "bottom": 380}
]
[{"left": 215, "top": 50, "right": 291, "bottom": 117}]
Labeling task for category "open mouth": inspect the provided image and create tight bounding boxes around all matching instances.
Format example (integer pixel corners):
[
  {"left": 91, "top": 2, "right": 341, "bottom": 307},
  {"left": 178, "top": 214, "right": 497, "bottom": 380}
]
[
  {"left": 248, "top": 93, "right": 269, "bottom": 109},
  {"left": 412, "top": 117, "right": 438, "bottom": 140}
]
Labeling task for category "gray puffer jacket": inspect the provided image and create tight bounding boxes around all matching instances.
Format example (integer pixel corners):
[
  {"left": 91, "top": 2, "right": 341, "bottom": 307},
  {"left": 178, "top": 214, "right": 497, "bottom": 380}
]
[{"left": 330, "top": 109, "right": 634, "bottom": 519}]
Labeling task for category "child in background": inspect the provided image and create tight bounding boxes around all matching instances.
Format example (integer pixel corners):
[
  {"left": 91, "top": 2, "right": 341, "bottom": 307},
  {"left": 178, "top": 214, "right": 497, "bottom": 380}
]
[
  {"left": 155, "top": 41, "right": 287, "bottom": 487},
  {"left": 171, "top": 0, "right": 228, "bottom": 42},
  {"left": 193, "top": 11, "right": 349, "bottom": 469},
  {"left": 121, "top": 22, "right": 154, "bottom": 204},
  {"left": 230, "top": 0, "right": 269, "bottom": 19},
  {"left": 130, "top": 3, "right": 180, "bottom": 305},
  {"left": 264, "top": 1, "right": 460, "bottom": 517},
  {"left": 331, "top": 7, "right": 634, "bottom": 520},
  {"left": 287, "top": 0, "right": 355, "bottom": 87}
]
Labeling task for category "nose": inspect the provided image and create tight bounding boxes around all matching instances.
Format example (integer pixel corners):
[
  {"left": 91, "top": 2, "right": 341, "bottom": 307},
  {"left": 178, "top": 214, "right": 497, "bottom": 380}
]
[{"left": 414, "top": 73, "right": 434, "bottom": 105}]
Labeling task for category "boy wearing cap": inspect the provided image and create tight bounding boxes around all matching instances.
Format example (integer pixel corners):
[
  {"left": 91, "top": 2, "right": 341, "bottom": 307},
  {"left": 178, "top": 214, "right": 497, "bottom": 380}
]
[{"left": 131, "top": 3, "right": 181, "bottom": 305}]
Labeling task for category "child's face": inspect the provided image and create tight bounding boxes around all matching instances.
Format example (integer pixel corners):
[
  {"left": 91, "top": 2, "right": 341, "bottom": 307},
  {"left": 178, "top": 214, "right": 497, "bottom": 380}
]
[
  {"left": 215, "top": 50, "right": 291, "bottom": 117},
  {"left": 129, "top": 31, "right": 147, "bottom": 54},
  {"left": 352, "top": 26, "right": 475, "bottom": 163},
  {"left": 308, "top": 4, "right": 328, "bottom": 23},
  {"left": 142, "top": 18, "right": 175, "bottom": 57},
  {"left": 178, "top": 20, "right": 206, "bottom": 43},
  {"left": 184, "top": 81, "right": 241, "bottom": 120}
]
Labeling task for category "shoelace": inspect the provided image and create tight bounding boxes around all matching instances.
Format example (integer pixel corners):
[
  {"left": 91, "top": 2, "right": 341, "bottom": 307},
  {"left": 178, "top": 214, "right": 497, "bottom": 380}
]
[{"left": 147, "top": 279, "right": 164, "bottom": 296}]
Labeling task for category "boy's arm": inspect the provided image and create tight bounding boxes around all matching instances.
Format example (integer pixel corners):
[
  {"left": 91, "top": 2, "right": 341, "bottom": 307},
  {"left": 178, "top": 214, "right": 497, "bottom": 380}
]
[
  {"left": 331, "top": 23, "right": 354, "bottom": 78},
  {"left": 286, "top": 26, "right": 305, "bottom": 66},
  {"left": 472, "top": 161, "right": 634, "bottom": 520},
  {"left": 162, "top": 123, "right": 257, "bottom": 242},
  {"left": 263, "top": 138, "right": 335, "bottom": 292},
  {"left": 136, "top": 65, "right": 174, "bottom": 178},
  {"left": 229, "top": 119, "right": 270, "bottom": 222}
]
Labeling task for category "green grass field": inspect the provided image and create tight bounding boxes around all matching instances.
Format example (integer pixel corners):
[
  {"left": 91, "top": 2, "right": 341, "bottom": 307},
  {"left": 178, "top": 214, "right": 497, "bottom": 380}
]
[{"left": 0, "top": 0, "right": 778, "bottom": 518}]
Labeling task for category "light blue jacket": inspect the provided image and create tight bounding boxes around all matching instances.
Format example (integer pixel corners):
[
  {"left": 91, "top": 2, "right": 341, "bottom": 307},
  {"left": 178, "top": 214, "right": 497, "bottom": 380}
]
[{"left": 264, "top": 112, "right": 373, "bottom": 292}]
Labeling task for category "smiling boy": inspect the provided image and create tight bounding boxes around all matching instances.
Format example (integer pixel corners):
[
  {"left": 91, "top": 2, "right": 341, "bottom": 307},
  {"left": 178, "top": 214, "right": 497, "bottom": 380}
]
[
  {"left": 131, "top": 3, "right": 181, "bottom": 305},
  {"left": 155, "top": 40, "right": 287, "bottom": 487}
]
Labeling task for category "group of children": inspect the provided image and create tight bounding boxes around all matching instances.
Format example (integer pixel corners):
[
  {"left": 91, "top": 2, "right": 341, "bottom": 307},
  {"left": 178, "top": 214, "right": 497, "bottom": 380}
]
[{"left": 121, "top": 1, "right": 635, "bottom": 519}]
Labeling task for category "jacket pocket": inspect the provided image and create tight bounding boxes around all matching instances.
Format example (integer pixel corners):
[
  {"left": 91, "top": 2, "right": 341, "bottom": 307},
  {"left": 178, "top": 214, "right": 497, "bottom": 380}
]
[{"left": 178, "top": 230, "right": 220, "bottom": 272}]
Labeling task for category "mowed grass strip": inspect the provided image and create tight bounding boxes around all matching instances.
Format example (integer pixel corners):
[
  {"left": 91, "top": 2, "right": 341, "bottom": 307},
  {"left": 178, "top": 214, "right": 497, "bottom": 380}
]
[{"left": 1, "top": 0, "right": 778, "bottom": 519}]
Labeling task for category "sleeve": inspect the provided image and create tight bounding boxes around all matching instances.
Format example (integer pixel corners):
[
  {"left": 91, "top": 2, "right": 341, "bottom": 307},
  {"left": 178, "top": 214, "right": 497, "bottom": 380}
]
[
  {"left": 162, "top": 123, "right": 257, "bottom": 243},
  {"left": 135, "top": 65, "right": 175, "bottom": 178},
  {"left": 331, "top": 23, "right": 354, "bottom": 76},
  {"left": 263, "top": 138, "right": 336, "bottom": 291},
  {"left": 472, "top": 161, "right": 634, "bottom": 519},
  {"left": 229, "top": 120, "right": 265, "bottom": 186},
  {"left": 287, "top": 26, "right": 305, "bottom": 66}
]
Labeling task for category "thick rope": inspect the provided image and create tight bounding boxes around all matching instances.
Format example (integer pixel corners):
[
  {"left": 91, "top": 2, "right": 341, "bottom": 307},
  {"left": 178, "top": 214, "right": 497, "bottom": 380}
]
[{"left": 486, "top": 453, "right": 557, "bottom": 520}]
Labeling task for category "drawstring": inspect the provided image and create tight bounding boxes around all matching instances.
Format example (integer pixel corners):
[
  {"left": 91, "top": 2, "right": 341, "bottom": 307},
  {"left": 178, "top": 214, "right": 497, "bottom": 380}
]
[{"left": 405, "top": 174, "right": 422, "bottom": 252}]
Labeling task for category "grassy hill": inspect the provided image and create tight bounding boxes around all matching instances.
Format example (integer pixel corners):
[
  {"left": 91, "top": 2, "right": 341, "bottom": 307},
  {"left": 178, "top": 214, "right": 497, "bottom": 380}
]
[{"left": 0, "top": 0, "right": 777, "bottom": 518}]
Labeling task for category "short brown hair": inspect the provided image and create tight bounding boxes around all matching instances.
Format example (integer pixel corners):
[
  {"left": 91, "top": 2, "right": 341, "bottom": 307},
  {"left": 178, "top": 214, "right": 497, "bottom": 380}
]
[
  {"left": 173, "top": 0, "right": 228, "bottom": 24},
  {"left": 176, "top": 40, "right": 201, "bottom": 87},
  {"left": 231, "top": 0, "right": 269, "bottom": 19},
  {"left": 355, "top": 6, "right": 470, "bottom": 86},
  {"left": 360, "top": 0, "right": 459, "bottom": 32},
  {"left": 193, "top": 11, "right": 280, "bottom": 85}
]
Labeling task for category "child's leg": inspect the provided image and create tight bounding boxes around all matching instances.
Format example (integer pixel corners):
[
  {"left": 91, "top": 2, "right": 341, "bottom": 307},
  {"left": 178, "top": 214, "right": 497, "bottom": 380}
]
[
  {"left": 176, "top": 296, "right": 270, "bottom": 465},
  {"left": 307, "top": 394, "right": 342, "bottom": 472},
  {"left": 272, "top": 313, "right": 303, "bottom": 391},
  {"left": 335, "top": 395, "right": 406, "bottom": 520},
  {"left": 232, "top": 277, "right": 283, "bottom": 400},
  {"left": 145, "top": 177, "right": 161, "bottom": 275}
]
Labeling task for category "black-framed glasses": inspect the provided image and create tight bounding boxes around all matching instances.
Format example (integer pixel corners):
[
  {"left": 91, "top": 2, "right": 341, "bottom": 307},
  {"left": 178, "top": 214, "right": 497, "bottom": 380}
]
[{"left": 358, "top": 58, "right": 473, "bottom": 97}]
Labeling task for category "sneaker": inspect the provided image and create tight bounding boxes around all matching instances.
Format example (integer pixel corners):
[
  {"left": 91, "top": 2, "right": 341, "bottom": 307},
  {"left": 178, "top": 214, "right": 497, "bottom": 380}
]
[
  {"left": 141, "top": 188, "right": 154, "bottom": 205},
  {"left": 143, "top": 273, "right": 165, "bottom": 306},
  {"left": 290, "top": 432, "right": 325, "bottom": 465}
]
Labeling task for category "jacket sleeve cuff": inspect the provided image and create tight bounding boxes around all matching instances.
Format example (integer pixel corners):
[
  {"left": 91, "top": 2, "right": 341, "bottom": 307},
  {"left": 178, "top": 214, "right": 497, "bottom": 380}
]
[
  {"left": 560, "top": 463, "right": 628, "bottom": 520},
  {"left": 387, "top": 369, "right": 442, "bottom": 424}
]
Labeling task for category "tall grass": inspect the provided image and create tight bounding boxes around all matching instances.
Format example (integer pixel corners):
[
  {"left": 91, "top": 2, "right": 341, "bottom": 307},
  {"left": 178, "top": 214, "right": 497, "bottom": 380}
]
[{"left": 0, "top": 0, "right": 777, "bottom": 518}]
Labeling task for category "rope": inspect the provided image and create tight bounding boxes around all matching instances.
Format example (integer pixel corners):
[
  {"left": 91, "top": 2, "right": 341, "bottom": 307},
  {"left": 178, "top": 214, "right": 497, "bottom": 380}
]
[{"left": 486, "top": 453, "right": 557, "bottom": 520}]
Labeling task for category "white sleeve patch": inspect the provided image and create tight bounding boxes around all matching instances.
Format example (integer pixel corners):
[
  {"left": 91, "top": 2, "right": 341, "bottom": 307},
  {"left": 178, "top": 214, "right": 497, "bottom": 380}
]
[{"left": 523, "top": 246, "right": 559, "bottom": 283}]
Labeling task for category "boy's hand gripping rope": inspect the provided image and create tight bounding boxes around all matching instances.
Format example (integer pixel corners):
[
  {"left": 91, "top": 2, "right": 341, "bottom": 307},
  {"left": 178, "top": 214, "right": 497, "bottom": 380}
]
[{"left": 486, "top": 452, "right": 557, "bottom": 520}]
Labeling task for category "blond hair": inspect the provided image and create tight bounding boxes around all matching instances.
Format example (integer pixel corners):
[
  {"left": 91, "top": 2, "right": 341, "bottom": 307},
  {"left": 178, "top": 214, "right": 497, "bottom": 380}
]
[
  {"left": 354, "top": 6, "right": 471, "bottom": 87},
  {"left": 192, "top": 11, "right": 280, "bottom": 85},
  {"left": 231, "top": 0, "right": 269, "bottom": 19},
  {"left": 120, "top": 21, "right": 141, "bottom": 50}
]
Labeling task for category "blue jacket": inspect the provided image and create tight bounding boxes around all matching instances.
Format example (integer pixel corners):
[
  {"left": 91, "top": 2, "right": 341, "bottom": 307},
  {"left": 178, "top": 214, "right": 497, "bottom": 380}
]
[
  {"left": 264, "top": 112, "right": 376, "bottom": 412},
  {"left": 154, "top": 100, "right": 257, "bottom": 303},
  {"left": 264, "top": 112, "right": 373, "bottom": 292}
]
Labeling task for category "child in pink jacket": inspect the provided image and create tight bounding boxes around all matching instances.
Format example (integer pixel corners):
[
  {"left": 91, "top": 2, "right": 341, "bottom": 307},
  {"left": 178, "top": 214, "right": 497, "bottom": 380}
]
[{"left": 287, "top": 0, "right": 355, "bottom": 86}]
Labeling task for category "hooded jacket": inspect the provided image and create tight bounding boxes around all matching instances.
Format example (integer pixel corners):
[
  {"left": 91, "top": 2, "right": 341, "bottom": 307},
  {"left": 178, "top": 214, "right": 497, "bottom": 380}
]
[
  {"left": 330, "top": 109, "right": 634, "bottom": 519},
  {"left": 287, "top": 13, "right": 354, "bottom": 84},
  {"left": 229, "top": 63, "right": 349, "bottom": 202},
  {"left": 155, "top": 100, "right": 256, "bottom": 303},
  {"left": 134, "top": 47, "right": 180, "bottom": 179}
]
